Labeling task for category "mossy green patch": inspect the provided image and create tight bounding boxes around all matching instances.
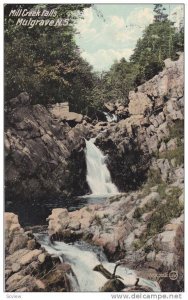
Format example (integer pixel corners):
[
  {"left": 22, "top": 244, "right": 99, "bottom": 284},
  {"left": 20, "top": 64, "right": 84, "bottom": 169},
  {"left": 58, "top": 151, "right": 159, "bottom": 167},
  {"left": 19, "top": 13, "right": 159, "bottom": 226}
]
[
  {"left": 159, "top": 144, "right": 184, "bottom": 166},
  {"left": 133, "top": 186, "right": 183, "bottom": 249}
]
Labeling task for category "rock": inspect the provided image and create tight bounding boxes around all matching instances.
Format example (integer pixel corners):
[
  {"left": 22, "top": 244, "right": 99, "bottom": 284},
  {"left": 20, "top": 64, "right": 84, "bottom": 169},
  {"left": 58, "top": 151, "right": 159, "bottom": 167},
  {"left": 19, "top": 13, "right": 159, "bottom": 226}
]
[
  {"left": 104, "top": 102, "right": 115, "bottom": 113},
  {"left": 6, "top": 273, "right": 24, "bottom": 289},
  {"left": 9, "top": 234, "right": 28, "bottom": 254},
  {"left": 146, "top": 251, "right": 156, "bottom": 262},
  {"left": 137, "top": 54, "right": 184, "bottom": 107},
  {"left": 146, "top": 134, "right": 158, "bottom": 153},
  {"left": 9, "top": 97, "right": 20, "bottom": 108},
  {"left": 165, "top": 99, "right": 184, "bottom": 121},
  {"left": 118, "top": 115, "right": 143, "bottom": 135},
  {"left": 167, "top": 138, "right": 178, "bottom": 151},
  {"left": 48, "top": 102, "right": 69, "bottom": 117},
  {"left": 27, "top": 239, "right": 37, "bottom": 250},
  {"left": 49, "top": 102, "right": 83, "bottom": 124},
  {"left": 172, "top": 166, "right": 184, "bottom": 186},
  {"left": 19, "top": 249, "right": 42, "bottom": 265},
  {"left": 159, "top": 142, "right": 166, "bottom": 153},
  {"left": 6, "top": 248, "right": 30, "bottom": 265},
  {"left": 38, "top": 253, "right": 46, "bottom": 263},
  {"left": 94, "top": 121, "right": 108, "bottom": 129},
  {"left": 179, "top": 193, "right": 184, "bottom": 205},
  {"left": 11, "top": 263, "right": 21, "bottom": 273},
  {"left": 5, "top": 101, "right": 89, "bottom": 206},
  {"left": 5, "top": 213, "right": 24, "bottom": 252},
  {"left": 154, "top": 159, "right": 171, "bottom": 181},
  {"left": 6, "top": 274, "right": 45, "bottom": 292},
  {"left": 139, "top": 192, "right": 160, "bottom": 208},
  {"left": 5, "top": 214, "right": 72, "bottom": 292},
  {"left": 100, "top": 279, "right": 125, "bottom": 292},
  {"left": 64, "top": 112, "right": 83, "bottom": 123},
  {"left": 156, "top": 231, "right": 177, "bottom": 252},
  {"left": 155, "top": 252, "right": 176, "bottom": 267},
  {"left": 43, "top": 264, "right": 72, "bottom": 292},
  {"left": 128, "top": 92, "right": 152, "bottom": 115},
  {"left": 47, "top": 208, "right": 70, "bottom": 236},
  {"left": 156, "top": 122, "right": 170, "bottom": 142},
  {"left": 17, "top": 92, "right": 31, "bottom": 106},
  {"left": 5, "top": 269, "right": 12, "bottom": 280},
  {"left": 9, "top": 92, "right": 31, "bottom": 108},
  {"left": 141, "top": 211, "right": 153, "bottom": 222}
]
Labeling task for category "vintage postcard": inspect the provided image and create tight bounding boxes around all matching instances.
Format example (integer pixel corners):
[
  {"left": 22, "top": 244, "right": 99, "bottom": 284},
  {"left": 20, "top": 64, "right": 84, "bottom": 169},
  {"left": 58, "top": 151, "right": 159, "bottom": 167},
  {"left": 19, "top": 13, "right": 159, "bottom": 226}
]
[{"left": 4, "top": 2, "right": 184, "bottom": 295}]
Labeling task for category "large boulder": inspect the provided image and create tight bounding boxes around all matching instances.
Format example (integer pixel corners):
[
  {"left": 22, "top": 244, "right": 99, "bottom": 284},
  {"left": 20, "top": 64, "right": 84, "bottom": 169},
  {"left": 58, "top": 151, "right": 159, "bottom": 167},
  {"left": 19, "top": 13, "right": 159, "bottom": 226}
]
[
  {"left": 136, "top": 53, "right": 184, "bottom": 110},
  {"left": 128, "top": 92, "right": 152, "bottom": 115},
  {"left": 48, "top": 103, "right": 83, "bottom": 124},
  {"left": 5, "top": 213, "right": 27, "bottom": 254},
  {"left": 8, "top": 92, "right": 31, "bottom": 109}
]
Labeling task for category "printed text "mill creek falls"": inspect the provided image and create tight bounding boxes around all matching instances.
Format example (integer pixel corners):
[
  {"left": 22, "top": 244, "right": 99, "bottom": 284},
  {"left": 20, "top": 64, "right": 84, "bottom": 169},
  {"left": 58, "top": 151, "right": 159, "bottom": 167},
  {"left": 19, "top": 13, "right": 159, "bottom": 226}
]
[{"left": 8, "top": 9, "right": 68, "bottom": 28}]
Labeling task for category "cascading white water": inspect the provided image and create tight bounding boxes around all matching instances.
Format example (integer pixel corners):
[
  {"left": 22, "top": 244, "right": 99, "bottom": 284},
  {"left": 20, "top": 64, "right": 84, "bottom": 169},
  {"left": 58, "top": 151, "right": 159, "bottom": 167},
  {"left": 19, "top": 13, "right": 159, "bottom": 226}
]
[
  {"left": 85, "top": 139, "right": 119, "bottom": 195},
  {"left": 36, "top": 234, "right": 160, "bottom": 292},
  {"left": 104, "top": 112, "right": 118, "bottom": 122}
]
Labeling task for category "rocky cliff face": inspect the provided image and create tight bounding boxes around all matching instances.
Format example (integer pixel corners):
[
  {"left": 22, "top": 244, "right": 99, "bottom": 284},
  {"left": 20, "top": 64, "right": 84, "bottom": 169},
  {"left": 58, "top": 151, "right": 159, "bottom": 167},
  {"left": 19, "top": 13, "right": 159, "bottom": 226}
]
[
  {"left": 46, "top": 54, "right": 184, "bottom": 291},
  {"left": 5, "top": 99, "right": 91, "bottom": 206},
  {"left": 5, "top": 54, "right": 184, "bottom": 204},
  {"left": 94, "top": 53, "right": 184, "bottom": 192},
  {"left": 5, "top": 212, "right": 73, "bottom": 292},
  {"left": 5, "top": 54, "right": 184, "bottom": 291}
]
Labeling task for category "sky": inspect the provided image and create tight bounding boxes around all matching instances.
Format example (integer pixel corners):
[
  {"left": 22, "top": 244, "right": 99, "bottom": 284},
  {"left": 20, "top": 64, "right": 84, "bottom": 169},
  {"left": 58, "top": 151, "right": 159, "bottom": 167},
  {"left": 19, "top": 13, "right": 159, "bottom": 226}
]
[{"left": 75, "top": 4, "right": 184, "bottom": 72}]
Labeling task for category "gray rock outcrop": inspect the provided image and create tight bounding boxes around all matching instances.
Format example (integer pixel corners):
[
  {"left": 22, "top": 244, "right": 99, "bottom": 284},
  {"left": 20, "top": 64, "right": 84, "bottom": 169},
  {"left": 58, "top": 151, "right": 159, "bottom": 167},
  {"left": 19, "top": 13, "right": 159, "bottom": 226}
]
[
  {"left": 5, "top": 100, "right": 90, "bottom": 205},
  {"left": 5, "top": 212, "right": 72, "bottom": 292}
]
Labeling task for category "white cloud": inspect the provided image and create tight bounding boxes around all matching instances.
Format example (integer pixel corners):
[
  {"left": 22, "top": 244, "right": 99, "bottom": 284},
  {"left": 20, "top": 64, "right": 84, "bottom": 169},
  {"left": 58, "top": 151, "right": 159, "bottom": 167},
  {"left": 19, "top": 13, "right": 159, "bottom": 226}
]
[
  {"left": 126, "top": 7, "right": 154, "bottom": 26},
  {"left": 110, "top": 16, "right": 125, "bottom": 29},
  {"left": 76, "top": 7, "right": 155, "bottom": 71},
  {"left": 169, "top": 5, "right": 184, "bottom": 29},
  {"left": 82, "top": 48, "right": 133, "bottom": 71},
  {"left": 76, "top": 8, "right": 97, "bottom": 35}
]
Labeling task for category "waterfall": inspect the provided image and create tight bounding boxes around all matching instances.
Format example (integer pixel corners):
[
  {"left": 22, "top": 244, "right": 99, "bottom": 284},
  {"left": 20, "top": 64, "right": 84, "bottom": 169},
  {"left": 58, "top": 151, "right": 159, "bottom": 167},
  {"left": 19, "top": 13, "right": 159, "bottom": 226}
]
[
  {"left": 104, "top": 112, "right": 118, "bottom": 122},
  {"left": 84, "top": 139, "right": 119, "bottom": 195},
  {"left": 35, "top": 234, "right": 161, "bottom": 292}
]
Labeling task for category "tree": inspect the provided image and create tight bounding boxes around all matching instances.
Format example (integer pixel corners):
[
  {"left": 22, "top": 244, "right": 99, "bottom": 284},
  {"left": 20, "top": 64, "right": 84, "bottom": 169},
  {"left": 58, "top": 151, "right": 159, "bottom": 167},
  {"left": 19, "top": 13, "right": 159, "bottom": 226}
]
[
  {"left": 4, "top": 4, "right": 95, "bottom": 114},
  {"left": 153, "top": 4, "right": 168, "bottom": 22},
  {"left": 130, "top": 19, "right": 183, "bottom": 84}
]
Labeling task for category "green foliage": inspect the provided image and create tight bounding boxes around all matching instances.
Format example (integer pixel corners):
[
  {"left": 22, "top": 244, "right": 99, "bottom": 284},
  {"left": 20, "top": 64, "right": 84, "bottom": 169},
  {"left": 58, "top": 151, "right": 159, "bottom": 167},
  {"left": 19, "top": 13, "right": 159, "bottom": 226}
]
[
  {"left": 146, "top": 187, "right": 183, "bottom": 236},
  {"left": 159, "top": 145, "right": 184, "bottom": 166},
  {"left": 100, "top": 59, "right": 140, "bottom": 105},
  {"left": 93, "top": 4, "right": 183, "bottom": 107},
  {"left": 157, "top": 183, "right": 167, "bottom": 199},
  {"left": 153, "top": 4, "right": 168, "bottom": 23},
  {"left": 133, "top": 207, "right": 143, "bottom": 220},
  {"left": 129, "top": 4, "right": 183, "bottom": 85},
  {"left": 133, "top": 197, "right": 159, "bottom": 221},
  {"left": 133, "top": 239, "right": 145, "bottom": 251},
  {"left": 133, "top": 186, "right": 183, "bottom": 249},
  {"left": 4, "top": 3, "right": 96, "bottom": 113},
  {"left": 169, "top": 120, "right": 184, "bottom": 141},
  {"left": 158, "top": 120, "right": 184, "bottom": 166},
  {"left": 130, "top": 20, "right": 183, "bottom": 84},
  {"left": 4, "top": 4, "right": 184, "bottom": 116}
]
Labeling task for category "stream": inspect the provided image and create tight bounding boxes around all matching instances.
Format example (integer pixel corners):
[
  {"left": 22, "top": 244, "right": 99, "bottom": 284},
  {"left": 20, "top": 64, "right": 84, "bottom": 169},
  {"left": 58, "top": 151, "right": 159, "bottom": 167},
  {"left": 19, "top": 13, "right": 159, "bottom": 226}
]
[
  {"left": 7, "top": 138, "right": 161, "bottom": 292},
  {"left": 35, "top": 233, "right": 161, "bottom": 292}
]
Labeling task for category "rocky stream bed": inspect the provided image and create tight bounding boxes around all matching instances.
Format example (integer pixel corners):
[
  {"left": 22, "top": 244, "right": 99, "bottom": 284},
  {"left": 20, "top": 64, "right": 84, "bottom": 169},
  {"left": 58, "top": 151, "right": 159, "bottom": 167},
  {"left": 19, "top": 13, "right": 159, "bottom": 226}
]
[{"left": 5, "top": 54, "right": 184, "bottom": 292}]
